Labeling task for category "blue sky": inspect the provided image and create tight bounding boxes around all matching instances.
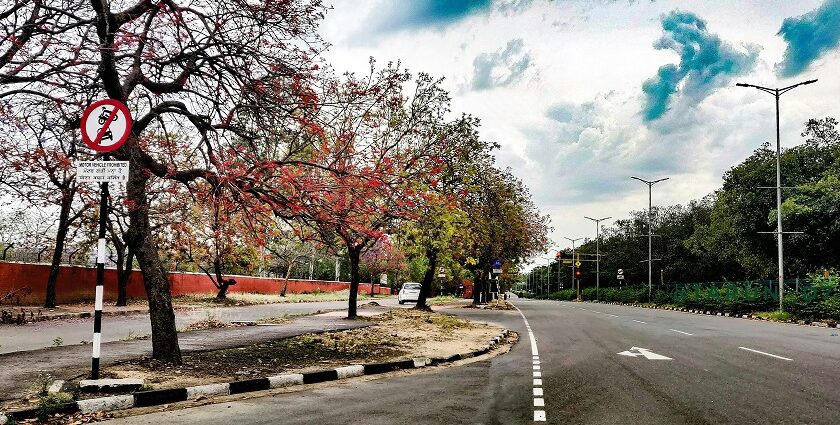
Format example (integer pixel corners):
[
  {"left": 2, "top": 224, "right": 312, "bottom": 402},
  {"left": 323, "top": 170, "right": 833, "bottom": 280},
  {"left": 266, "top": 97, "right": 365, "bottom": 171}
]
[{"left": 320, "top": 0, "right": 840, "bottom": 265}]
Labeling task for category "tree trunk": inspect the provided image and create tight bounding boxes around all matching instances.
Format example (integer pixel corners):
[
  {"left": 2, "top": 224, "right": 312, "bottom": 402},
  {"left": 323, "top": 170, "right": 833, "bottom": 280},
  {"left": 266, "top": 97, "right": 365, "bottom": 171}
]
[
  {"left": 216, "top": 284, "right": 229, "bottom": 300},
  {"left": 280, "top": 262, "right": 293, "bottom": 297},
  {"left": 213, "top": 258, "right": 235, "bottom": 300},
  {"left": 415, "top": 248, "right": 437, "bottom": 310},
  {"left": 472, "top": 270, "right": 485, "bottom": 305},
  {"left": 44, "top": 189, "right": 72, "bottom": 308},
  {"left": 126, "top": 157, "right": 181, "bottom": 364},
  {"left": 116, "top": 248, "right": 133, "bottom": 307},
  {"left": 347, "top": 247, "right": 361, "bottom": 319}
]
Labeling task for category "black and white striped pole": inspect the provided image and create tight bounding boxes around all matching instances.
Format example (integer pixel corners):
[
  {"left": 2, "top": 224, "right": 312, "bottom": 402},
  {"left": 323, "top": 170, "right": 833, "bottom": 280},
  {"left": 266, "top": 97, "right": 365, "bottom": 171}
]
[
  {"left": 79, "top": 98, "right": 133, "bottom": 380},
  {"left": 92, "top": 165, "right": 109, "bottom": 379}
]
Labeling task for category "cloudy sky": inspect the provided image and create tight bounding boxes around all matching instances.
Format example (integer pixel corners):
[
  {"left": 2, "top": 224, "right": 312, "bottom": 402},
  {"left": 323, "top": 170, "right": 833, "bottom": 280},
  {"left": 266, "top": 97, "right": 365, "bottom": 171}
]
[{"left": 319, "top": 0, "right": 840, "bottom": 266}]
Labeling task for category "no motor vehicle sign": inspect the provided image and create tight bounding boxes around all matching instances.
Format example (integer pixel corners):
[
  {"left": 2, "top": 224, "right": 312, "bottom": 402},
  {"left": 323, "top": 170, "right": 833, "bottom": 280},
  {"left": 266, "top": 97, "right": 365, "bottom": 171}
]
[{"left": 81, "top": 99, "right": 132, "bottom": 152}]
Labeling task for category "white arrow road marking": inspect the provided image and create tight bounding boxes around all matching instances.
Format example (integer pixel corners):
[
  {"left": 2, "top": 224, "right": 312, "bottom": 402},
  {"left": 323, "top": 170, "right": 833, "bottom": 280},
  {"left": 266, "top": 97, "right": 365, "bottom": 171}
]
[
  {"left": 617, "top": 347, "right": 672, "bottom": 360},
  {"left": 739, "top": 347, "right": 793, "bottom": 361}
]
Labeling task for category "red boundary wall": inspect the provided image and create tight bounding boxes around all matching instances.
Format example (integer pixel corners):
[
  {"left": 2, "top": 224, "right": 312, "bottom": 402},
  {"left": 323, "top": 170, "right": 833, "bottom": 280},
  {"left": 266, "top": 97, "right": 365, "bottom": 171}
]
[{"left": 0, "top": 262, "right": 392, "bottom": 305}]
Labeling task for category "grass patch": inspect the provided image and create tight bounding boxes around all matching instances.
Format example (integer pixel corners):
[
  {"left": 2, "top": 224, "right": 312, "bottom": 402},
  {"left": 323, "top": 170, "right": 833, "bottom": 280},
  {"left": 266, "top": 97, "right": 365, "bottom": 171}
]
[
  {"left": 427, "top": 295, "right": 461, "bottom": 305},
  {"left": 754, "top": 311, "right": 793, "bottom": 322}
]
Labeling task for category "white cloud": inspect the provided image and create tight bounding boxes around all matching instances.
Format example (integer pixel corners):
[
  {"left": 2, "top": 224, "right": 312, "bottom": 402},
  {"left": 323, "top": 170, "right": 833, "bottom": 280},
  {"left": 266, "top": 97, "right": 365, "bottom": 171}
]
[{"left": 320, "top": 0, "right": 839, "bottom": 262}]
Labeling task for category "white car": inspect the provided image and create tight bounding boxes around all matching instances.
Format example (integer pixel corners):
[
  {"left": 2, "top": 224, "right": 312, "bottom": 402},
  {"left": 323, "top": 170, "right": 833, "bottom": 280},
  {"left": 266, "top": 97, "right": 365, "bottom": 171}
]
[{"left": 398, "top": 282, "right": 422, "bottom": 304}]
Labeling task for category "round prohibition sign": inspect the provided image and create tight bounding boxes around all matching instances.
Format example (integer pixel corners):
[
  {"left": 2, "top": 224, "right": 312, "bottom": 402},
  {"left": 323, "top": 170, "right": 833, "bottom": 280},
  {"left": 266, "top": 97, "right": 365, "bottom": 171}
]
[{"left": 80, "top": 99, "right": 132, "bottom": 152}]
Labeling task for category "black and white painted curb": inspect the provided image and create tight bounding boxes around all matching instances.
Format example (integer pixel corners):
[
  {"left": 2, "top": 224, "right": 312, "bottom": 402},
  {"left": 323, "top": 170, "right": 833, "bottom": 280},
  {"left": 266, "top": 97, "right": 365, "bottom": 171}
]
[
  {"left": 582, "top": 301, "right": 838, "bottom": 328},
  {"left": 0, "top": 329, "right": 511, "bottom": 423}
]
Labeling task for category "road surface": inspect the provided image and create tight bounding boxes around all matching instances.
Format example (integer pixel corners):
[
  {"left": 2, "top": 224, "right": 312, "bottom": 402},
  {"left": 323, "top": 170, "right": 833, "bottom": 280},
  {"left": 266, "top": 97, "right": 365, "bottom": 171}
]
[{"left": 104, "top": 298, "right": 840, "bottom": 424}]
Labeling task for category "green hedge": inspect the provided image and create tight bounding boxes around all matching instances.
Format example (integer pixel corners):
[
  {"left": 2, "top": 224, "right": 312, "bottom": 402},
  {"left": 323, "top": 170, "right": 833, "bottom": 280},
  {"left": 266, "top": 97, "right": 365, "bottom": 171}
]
[{"left": 524, "top": 278, "right": 839, "bottom": 322}]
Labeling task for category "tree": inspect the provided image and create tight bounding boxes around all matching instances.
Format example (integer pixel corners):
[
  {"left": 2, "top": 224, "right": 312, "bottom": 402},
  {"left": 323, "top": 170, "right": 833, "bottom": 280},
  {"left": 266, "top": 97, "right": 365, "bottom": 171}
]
[
  {"left": 1, "top": 0, "right": 333, "bottom": 363},
  {"left": 399, "top": 115, "right": 494, "bottom": 309},
  {"left": 461, "top": 166, "right": 550, "bottom": 304},
  {"left": 0, "top": 107, "right": 95, "bottom": 307},
  {"left": 360, "top": 235, "right": 406, "bottom": 297},
  {"left": 294, "top": 64, "right": 452, "bottom": 318}
]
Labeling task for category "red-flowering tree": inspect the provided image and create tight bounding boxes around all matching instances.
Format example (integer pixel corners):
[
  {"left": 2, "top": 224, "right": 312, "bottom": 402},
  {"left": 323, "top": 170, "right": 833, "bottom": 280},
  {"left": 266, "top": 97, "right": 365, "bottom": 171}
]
[
  {"left": 0, "top": 0, "right": 332, "bottom": 363},
  {"left": 0, "top": 106, "right": 97, "bottom": 308},
  {"left": 360, "top": 235, "right": 407, "bottom": 297},
  {"left": 292, "top": 63, "right": 452, "bottom": 318}
]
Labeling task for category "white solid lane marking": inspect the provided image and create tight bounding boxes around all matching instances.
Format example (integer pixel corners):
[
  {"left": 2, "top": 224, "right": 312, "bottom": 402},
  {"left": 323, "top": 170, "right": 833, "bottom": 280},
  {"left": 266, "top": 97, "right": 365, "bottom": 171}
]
[
  {"left": 534, "top": 411, "right": 546, "bottom": 422},
  {"left": 669, "top": 329, "right": 693, "bottom": 335},
  {"left": 738, "top": 347, "right": 793, "bottom": 361},
  {"left": 632, "top": 319, "right": 647, "bottom": 324},
  {"left": 533, "top": 388, "right": 543, "bottom": 396},
  {"left": 534, "top": 398, "right": 545, "bottom": 407}
]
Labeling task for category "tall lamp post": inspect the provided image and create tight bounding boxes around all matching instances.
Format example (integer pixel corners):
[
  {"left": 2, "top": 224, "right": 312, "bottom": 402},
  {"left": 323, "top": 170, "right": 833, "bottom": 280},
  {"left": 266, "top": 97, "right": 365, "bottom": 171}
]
[
  {"left": 584, "top": 216, "right": 611, "bottom": 301},
  {"left": 630, "top": 176, "right": 668, "bottom": 302},
  {"left": 735, "top": 79, "right": 816, "bottom": 312},
  {"left": 564, "top": 237, "right": 583, "bottom": 300}
]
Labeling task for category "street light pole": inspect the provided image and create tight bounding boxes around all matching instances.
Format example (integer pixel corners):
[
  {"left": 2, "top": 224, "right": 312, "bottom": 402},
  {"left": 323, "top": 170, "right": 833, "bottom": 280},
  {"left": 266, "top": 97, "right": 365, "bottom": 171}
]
[
  {"left": 564, "top": 237, "right": 583, "bottom": 300},
  {"left": 584, "top": 216, "right": 611, "bottom": 302},
  {"left": 631, "top": 176, "right": 668, "bottom": 302},
  {"left": 736, "top": 79, "right": 816, "bottom": 312}
]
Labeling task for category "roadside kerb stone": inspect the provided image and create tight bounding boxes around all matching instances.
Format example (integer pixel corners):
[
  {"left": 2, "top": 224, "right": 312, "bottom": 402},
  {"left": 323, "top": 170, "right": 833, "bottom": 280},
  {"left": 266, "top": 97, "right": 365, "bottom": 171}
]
[
  {"left": 80, "top": 378, "right": 144, "bottom": 393},
  {"left": 77, "top": 395, "right": 134, "bottom": 414},
  {"left": 186, "top": 383, "right": 230, "bottom": 400},
  {"left": 0, "top": 328, "right": 512, "bottom": 422}
]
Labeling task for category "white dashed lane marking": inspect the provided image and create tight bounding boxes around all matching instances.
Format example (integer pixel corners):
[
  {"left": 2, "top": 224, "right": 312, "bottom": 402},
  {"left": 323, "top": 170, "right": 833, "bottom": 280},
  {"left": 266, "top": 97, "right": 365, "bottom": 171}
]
[
  {"left": 739, "top": 346, "right": 793, "bottom": 361},
  {"left": 514, "top": 304, "right": 547, "bottom": 422}
]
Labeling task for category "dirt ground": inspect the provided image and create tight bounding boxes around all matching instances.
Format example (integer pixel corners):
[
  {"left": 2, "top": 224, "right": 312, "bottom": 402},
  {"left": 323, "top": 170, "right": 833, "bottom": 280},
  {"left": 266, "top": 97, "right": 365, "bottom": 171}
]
[{"left": 93, "top": 309, "right": 497, "bottom": 391}]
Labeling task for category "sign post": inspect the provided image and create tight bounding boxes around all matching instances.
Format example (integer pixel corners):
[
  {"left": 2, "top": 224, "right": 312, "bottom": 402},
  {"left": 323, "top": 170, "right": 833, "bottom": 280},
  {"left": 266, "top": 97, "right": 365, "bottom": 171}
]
[
  {"left": 491, "top": 259, "right": 503, "bottom": 301},
  {"left": 79, "top": 99, "right": 132, "bottom": 380}
]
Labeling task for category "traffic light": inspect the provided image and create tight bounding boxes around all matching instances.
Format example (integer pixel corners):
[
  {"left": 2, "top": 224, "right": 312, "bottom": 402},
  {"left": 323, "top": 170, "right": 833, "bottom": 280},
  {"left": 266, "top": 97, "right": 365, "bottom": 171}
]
[
  {"left": 555, "top": 251, "right": 563, "bottom": 259},
  {"left": 575, "top": 270, "right": 582, "bottom": 277}
]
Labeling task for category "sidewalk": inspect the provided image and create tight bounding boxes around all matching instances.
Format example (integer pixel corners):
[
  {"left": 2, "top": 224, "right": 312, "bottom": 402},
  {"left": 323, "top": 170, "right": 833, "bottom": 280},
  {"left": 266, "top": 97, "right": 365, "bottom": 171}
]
[
  {"left": 0, "top": 304, "right": 150, "bottom": 324},
  {"left": 0, "top": 313, "right": 371, "bottom": 404},
  {"left": 0, "top": 299, "right": 400, "bottom": 354}
]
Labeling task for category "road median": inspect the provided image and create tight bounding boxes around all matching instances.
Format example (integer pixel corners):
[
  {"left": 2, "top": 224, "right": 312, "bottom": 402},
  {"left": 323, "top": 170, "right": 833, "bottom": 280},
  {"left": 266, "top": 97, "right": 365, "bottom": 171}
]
[{"left": 1, "top": 307, "right": 514, "bottom": 423}]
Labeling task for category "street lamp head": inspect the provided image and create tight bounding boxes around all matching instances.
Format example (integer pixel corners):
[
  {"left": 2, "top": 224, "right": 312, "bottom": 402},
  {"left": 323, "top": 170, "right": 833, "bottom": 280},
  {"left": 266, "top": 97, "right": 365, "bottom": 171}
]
[
  {"left": 735, "top": 82, "right": 750, "bottom": 87},
  {"left": 585, "top": 216, "right": 612, "bottom": 222},
  {"left": 803, "top": 79, "right": 818, "bottom": 85}
]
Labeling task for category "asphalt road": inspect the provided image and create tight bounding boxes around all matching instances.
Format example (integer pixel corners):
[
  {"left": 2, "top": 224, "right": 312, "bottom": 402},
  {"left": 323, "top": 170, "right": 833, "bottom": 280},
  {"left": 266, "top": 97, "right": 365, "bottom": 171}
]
[
  {"left": 0, "top": 298, "right": 400, "bottom": 354},
  {"left": 104, "top": 298, "right": 840, "bottom": 424}
]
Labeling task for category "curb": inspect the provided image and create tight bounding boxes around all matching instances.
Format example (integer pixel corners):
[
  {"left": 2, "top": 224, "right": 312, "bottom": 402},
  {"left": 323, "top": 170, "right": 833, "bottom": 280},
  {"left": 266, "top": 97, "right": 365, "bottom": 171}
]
[
  {"left": 1, "top": 329, "right": 512, "bottom": 422},
  {"left": 582, "top": 301, "right": 838, "bottom": 328}
]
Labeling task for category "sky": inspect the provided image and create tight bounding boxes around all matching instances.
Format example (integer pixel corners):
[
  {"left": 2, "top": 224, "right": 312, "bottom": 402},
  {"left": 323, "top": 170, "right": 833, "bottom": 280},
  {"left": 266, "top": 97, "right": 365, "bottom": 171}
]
[{"left": 318, "top": 0, "right": 840, "bottom": 268}]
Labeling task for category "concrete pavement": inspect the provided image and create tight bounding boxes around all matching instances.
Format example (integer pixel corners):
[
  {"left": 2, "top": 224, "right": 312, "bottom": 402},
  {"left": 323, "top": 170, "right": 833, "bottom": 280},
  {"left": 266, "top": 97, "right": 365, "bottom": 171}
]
[{"left": 100, "top": 297, "right": 840, "bottom": 424}]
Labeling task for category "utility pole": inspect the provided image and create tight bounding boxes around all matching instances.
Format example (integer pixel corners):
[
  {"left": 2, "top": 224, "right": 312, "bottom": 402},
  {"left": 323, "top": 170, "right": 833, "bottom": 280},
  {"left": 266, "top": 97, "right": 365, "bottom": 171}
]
[
  {"left": 736, "top": 79, "right": 816, "bottom": 312},
  {"left": 584, "top": 216, "right": 611, "bottom": 301},
  {"left": 564, "top": 237, "right": 582, "bottom": 300},
  {"left": 631, "top": 176, "right": 668, "bottom": 302}
]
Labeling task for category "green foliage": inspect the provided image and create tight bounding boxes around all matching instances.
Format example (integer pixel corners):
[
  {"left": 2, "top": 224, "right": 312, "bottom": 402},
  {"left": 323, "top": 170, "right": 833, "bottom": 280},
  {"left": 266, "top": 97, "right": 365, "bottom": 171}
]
[
  {"left": 754, "top": 311, "right": 793, "bottom": 321},
  {"left": 783, "top": 279, "right": 840, "bottom": 321},
  {"left": 36, "top": 392, "right": 72, "bottom": 420}
]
